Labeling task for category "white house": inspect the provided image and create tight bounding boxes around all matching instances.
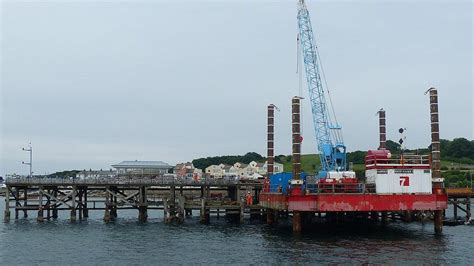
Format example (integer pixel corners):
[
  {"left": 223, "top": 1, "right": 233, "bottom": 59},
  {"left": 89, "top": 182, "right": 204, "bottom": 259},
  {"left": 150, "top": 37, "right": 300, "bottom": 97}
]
[
  {"left": 263, "top": 161, "right": 284, "bottom": 174},
  {"left": 205, "top": 165, "right": 224, "bottom": 178}
]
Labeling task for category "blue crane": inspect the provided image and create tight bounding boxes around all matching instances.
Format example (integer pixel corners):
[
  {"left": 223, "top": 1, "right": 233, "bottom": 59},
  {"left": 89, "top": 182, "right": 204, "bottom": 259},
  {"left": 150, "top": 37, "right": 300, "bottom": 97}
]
[{"left": 297, "top": 0, "right": 347, "bottom": 178}]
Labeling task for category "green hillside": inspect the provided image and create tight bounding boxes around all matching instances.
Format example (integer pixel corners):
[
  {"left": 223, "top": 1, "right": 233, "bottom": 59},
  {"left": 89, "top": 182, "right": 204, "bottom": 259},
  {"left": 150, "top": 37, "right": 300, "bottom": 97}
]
[{"left": 278, "top": 154, "right": 365, "bottom": 177}]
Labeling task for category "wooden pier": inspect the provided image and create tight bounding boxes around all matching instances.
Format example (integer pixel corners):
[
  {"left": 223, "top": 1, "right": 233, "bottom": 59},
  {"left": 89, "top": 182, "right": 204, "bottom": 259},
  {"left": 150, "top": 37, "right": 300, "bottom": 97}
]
[
  {"left": 445, "top": 187, "right": 472, "bottom": 224},
  {"left": 3, "top": 177, "right": 264, "bottom": 224}
]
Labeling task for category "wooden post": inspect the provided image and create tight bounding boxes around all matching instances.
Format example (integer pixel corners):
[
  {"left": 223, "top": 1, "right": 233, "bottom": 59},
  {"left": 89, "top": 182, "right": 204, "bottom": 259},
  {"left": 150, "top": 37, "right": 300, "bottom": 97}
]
[
  {"left": 138, "top": 186, "right": 147, "bottom": 223},
  {"left": 111, "top": 187, "right": 118, "bottom": 219},
  {"left": 178, "top": 195, "right": 185, "bottom": 223},
  {"left": 103, "top": 187, "right": 111, "bottom": 223},
  {"left": 403, "top": 211, "right": 412, "bottom": 223},
  {"left": 293, "top": 211, "right": 302, "bottom": 233},
  {"left": 467, "top": 196, "right": 471, "bottom": 221},
  {"left": 240, "top": 199, "right": 244, "bottom": 224},
  {"left": 70, "top": 186, "right": 77, "bottom": 222},
  {"left": 171, "top": 186, "right": 176, "bottom": 204},
  {"left": 52, "top": 189, "right": 58, "bottom": 219},
  {"left": 163, "top": 197, "right": 169, "bottom": 222},
  {"left": 381, "top": 211, "right": 388, "bottom": 226},
  {"left": 78, "top": 188, "right": 83, "bottom": 221},
  {"left": 15, "top": 188, "right": 19, "bottom": 219},
  {"left": 37, "top": 186, "right": 44, "bottom": 222},
  {"left": 200, "top": 198, "right": 208, "bottom": 224},
  {"left": 453, "top": 198, "right": 458, "bottom": 220},
  {"left": 4, "top": 186, "right": 10, "bottom": 221},
  {"left": 46, "top": 189, "right": 51, "bottom": 220},
  {"left": 83, "top": 187, "right": 89, "bottom": 218},
  {"left": 371, "top": 211, "right": 379, "bottom": 222},
  {"left": 266, "top": 209, "right": 274, "bottom": 224},
  {"left": 23, "top": 187, "right": 28, "bottom": 218}
]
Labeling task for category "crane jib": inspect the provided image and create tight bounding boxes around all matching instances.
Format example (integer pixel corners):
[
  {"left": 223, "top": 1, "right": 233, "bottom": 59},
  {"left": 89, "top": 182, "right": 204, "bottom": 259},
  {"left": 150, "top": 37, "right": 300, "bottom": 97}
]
[{"left": 297, "top": 1, "right": 347, "bottom": 177}]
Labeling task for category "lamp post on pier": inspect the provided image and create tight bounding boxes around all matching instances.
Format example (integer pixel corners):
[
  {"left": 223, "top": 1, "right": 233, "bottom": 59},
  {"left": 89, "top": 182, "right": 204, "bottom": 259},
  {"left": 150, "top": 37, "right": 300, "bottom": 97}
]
[{"left": 22, "top": 143, "right": 33, "bottom": 178}]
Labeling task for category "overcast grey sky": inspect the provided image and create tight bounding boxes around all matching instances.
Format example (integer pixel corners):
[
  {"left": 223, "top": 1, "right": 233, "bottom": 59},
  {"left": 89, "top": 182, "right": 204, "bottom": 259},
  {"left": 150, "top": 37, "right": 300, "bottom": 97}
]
[{"left": 1, "top": 0, "right": 472, "bottom": 176}]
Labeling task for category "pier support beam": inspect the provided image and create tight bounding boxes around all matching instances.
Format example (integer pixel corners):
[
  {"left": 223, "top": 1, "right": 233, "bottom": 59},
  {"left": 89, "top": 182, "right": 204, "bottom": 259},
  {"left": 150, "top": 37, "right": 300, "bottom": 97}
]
[
  {"left": 163, "top": 197, "right": 169, "bottom": 222},
  {"left": 37, "top": 186, "right": 44, "bottom": 222},
  {"left": 453, "top": 198, "right": 458, "bottom": 220},
  {"left": 83, "top": 187, "right": 89, "bottom": 218},
  {"left": 178, "top": 195, "right": 185, "bottom": 223},
  {"left": 381, "top": 211, "right": 388, "bottom": 226},
  {"left": 467, "top": 196, "right": 471, "bottom": 221},
  {"left": 52, "top": 189, "right": 58, "bottom": 219},
  {"left": 293, "top": 211, "right": 302, "bottom": 233},
  {"left": 200, "top": 198, "right": 209, "bottom": 224},
  {"left": 110, "top": 187, "right": 118, "bottom": 220},
  {"left": 23, "top": 187, "right": 28, "bottom": 218},
  {"left": 138, "top": 186, "right": 148, "bottom": 223},
  {"left": 78, "top": 189, "right": 83, "bottom": 221},
  {"left": 4, "top": 186, "right": 10, "bottom": 221},
  {"left": 240, "top": 200, "right": 244, "bottom": 224},
  {"left": 46, "top": 189, "right": 51, "bottom": 220},
  {"left": 266, "top": 209, "right": 274, "bottom": 224},
  {"left": 138, "top": 186, "right": 147, "bottom": 223},
  {"left": 403, "top": 211, "right": 412, "bottom": 223},
  {"left": 70, "top": 186, "right": 77, "bottom": 222},
  {"left": 434, "top": 210, "right": 443, "bottom": 233},
  {"left": 15, "top": 188, "right": 19, "bottom": 219},
  {"left": 371, "top": 211, "right": 379, "bottom": 223},
  {"left": 103, "top": 187, "right": 111, "bottom": 223}
]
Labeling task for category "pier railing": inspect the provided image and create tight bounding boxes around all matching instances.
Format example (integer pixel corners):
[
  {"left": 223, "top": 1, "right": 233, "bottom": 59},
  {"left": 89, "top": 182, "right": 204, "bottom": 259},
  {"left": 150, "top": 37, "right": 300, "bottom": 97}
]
[{"left": 5, "top": 177, "right": 263, "bottom": 187}]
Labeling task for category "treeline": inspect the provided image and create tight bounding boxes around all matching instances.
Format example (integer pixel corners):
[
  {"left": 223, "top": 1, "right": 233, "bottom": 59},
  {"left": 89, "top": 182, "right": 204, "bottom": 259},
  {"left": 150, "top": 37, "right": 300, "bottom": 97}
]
[
  {"left": 348, "top": 138, "right": 474, "bottom": 165},
  {"left": 192, "top": 152, "right": 264, "bottom": 170},
  {"left": 47, "top": 170, "right": 80, "bottom": 178}
]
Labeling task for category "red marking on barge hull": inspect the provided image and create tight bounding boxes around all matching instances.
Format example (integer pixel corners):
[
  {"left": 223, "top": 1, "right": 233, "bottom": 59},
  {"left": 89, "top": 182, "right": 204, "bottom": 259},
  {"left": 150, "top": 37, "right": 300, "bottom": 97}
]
[{"left": 260, "top": 193, "right": 447, "bottom": 212}]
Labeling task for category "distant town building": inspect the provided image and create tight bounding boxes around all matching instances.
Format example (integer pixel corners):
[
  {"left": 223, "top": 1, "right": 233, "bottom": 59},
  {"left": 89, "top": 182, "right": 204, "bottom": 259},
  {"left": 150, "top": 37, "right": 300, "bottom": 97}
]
[
  {"left": 112, "top": 160, "right": 172, "bottom": 176},
  {"left": 174, "top": 162, "right": 203, "bottom": 180},
  {"left": 205, "top": 165, "right": 225, "bottom": 178}
]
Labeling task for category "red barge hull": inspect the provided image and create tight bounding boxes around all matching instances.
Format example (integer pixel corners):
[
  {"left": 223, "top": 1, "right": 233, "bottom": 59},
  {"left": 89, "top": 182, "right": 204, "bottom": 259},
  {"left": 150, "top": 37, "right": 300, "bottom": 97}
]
[{"left": 259, "top": 193, "right": 447, "bottom": 212}]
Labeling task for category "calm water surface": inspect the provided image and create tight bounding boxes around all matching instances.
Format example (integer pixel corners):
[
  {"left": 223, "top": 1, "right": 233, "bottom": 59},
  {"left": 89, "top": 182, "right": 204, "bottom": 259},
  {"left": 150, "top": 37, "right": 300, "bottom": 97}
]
[{"left": 0, "top": 197, "right": 472, "bottom": 265}]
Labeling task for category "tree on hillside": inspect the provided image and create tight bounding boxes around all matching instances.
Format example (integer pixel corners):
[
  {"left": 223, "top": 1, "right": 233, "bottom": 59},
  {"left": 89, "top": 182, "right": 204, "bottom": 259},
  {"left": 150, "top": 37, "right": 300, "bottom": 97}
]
[
  {"left": 347, "top": 151, "right": 367, "bottom": 164},
  {"left": 447, "top": 138, "right": 473, "bottom": 159},
  {"left": 386, "top": 140, "right": 401, "bottom": 153}
]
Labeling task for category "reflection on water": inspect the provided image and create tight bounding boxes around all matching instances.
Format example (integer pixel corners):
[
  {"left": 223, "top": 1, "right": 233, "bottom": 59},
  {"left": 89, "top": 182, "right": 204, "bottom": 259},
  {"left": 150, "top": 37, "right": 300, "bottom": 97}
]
[{"left": 0, "top": 198, "right": 472, "bottom": 265}]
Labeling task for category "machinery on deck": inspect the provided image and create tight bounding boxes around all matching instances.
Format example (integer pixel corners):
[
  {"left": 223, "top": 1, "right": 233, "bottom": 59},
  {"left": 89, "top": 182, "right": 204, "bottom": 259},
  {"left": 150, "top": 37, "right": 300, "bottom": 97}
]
[
  {"left": 365, "top": 149, "right": 433, "bottom": 194},
  {"left": 297, "top": 0, "right": 355, "bottom": 181}
]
